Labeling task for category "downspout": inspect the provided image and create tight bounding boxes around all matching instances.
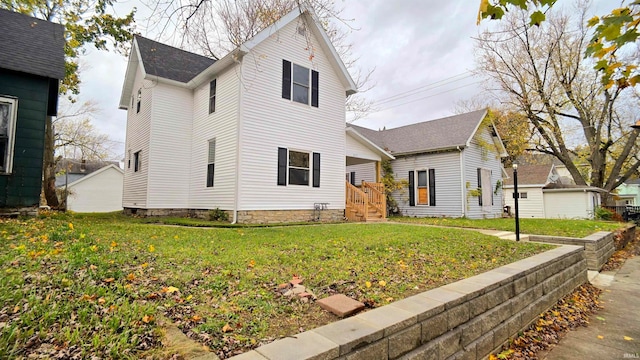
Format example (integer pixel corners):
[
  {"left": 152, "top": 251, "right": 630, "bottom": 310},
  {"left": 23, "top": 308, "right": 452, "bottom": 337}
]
[
  {"left": 458, "top": 146, "right": 465, "bottom": 217},
  {"left": 232, "top": 60, "right": 243, "bottom": 224}
]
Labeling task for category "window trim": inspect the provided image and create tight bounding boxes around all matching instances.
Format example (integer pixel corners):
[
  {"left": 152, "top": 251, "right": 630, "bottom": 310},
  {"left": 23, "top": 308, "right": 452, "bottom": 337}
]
[
  {"left": 209, "top": 79, "right": 217, "bottom": 114},
  {"left": 288, "top": 149, "right": 310, "bottom": 186},
  {"left": 282, "top": 60, "right": 319, "bottom": 107},
  {"left": 206, "top": 139, "right": 215, "bottom": 187},
  {"left": 133, "top": 150, "right": 141, "bottom": 172},
  {"left": 0, "top": 96, "right": 18, "bottom": 175},
  {"left": 408, "top": 169, "right": 436, "bottom": 207}
]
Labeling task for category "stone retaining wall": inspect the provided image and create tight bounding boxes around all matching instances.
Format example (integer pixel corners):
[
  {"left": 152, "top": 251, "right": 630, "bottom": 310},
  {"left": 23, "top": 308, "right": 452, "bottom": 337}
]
[
  {"left": 230, "top": 245, "right": 587, "bottom": 360},
  {"left": 529, "top": 232, "right": 614, "bottom": 271}
]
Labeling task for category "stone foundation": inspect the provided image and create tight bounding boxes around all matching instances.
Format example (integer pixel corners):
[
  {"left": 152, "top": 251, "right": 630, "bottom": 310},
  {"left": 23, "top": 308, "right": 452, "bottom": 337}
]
[
  {"left": 123, "top": 208, "right": 344, "bottom": 224},
  {"left": 236, "top": 209, "right": 344, "bottom": 224},
  {"left": 0, "top": 206, "right": 38, "bottom": 217}
]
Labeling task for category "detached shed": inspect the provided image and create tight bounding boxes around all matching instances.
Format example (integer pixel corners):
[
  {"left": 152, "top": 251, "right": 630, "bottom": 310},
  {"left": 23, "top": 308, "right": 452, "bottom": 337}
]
[
  {"left": 542, "top": 183, "right": 606, "bottom": 219},
  {"left": 64, "top": 165, "right": 124, "bottom": 213}
]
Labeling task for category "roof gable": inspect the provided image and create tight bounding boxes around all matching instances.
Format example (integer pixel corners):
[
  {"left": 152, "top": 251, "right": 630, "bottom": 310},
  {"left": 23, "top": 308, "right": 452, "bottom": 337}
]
[
  {"left": 120, "top": 6, "right": 356, "bottom": 108},
  {"left": 350, "top": 109, "right": 493, "bottom": 155},
  {"left": 0, "top": 9, "right": 65, "bottom": 79},
  {"left": 135, "top": 36, "right": 216, "bottom": 83},
  {"left": 65, "top": 164, "right": 123, "bottom": 188}
]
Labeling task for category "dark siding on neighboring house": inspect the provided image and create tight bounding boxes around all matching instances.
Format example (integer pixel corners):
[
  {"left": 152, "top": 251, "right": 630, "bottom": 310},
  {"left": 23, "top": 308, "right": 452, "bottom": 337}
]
[{"left": 0, "top": 69, "right": 50, "bottom": 207}]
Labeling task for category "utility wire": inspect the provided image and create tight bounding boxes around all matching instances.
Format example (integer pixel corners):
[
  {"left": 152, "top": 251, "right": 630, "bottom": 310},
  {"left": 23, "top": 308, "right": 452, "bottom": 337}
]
[
  {"left": 378, "top": 80, "right": 483, "bottom": 113},
  {"left": 372, "top": 71, "right": 475, "bottom": 106}
]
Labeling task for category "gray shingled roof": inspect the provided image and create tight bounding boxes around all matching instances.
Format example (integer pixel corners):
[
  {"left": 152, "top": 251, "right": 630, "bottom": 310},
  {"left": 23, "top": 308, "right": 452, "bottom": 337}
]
[
  {"left": 0, "top": 9, "right": 65, "bottom": 79},
  {"left": 504, "top": 164, "right": 553, "bottom": 186},
  {"left": 135, "top": 35, "right": 216, "bottom": 83},
  {"left": 349, "top": 109, "right": 488, "bottom": 155}
]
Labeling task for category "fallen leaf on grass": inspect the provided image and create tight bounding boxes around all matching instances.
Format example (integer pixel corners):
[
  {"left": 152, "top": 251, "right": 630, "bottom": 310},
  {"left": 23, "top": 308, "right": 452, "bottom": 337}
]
[
  {"left": 596, "top": 316, "right": 605, "bottom": 321},
  {"left": 597, "top": 335, "right": 604, "bottom": 339},
  {"left": 103, "top": 278, "right": 115, "bottom": 283},
  {"left": 126, "top": 273, "right": 136, "bottom": 281},
  {"left": 624, "top": 336, "right": 634, "bottom": 341},
  {"left": 365, "top": 281, "right": 372, "bottom": 288},
  {"left": 162, "top": 286, "right": 180, "bottom": 294},
  {"left": 148, "top": 245, "right": 155, "bottom": 252},
  {"left": 222, "top": 323, "right": 233, "bottom": 333},
  {"left": 378, "top": 280, "right": 386, "bottom": 287},
  {"left": 142, "top": 315, "right": 154, "bottom": 324}
]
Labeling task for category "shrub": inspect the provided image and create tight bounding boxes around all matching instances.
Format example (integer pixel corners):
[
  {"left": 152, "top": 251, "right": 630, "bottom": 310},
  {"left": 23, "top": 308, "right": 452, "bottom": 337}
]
[
  {"left": 208, "top": 208, "right": 229, "bottom": 222},
  {"left": 594, "top": 207, "right": 614, "bottom": 221}
]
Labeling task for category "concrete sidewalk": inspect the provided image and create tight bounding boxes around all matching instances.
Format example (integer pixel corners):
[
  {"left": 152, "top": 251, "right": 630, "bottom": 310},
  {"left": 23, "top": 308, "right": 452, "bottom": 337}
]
[{"left": 541, "top": 256, "right": 640, "bottom": 359}]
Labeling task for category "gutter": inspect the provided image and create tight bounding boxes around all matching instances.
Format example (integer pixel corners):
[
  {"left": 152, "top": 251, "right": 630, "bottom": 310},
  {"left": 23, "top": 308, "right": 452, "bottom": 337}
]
[
  {"left": 232, "top": 59, "right": 243, "bottom": 224},
  {"left": 458, "top": 146, "right": 465, "bottom": 217}
]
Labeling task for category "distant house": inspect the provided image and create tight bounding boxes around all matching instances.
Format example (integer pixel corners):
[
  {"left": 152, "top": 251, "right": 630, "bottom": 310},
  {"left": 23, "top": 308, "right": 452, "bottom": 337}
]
[
  {"left": 63, "top": 164, "right": 124, "bottom": 213},
  {"left": 55, "top": 159, "right": 120, "bottom": 187},
  {"left": 348, "top": 109, "right": 508, "bottom": 219},
  {"left": 0, "top": 9, "right": 65, "bottom": 215},
  {"left": 119, "top": 6, "right": 394, "bottom": 223},
  {"left": 614, "top": 179, "right": 640, "bottom": 206},
  {"left": 504, "top": 164, "right": 605, "bottom": 219}
]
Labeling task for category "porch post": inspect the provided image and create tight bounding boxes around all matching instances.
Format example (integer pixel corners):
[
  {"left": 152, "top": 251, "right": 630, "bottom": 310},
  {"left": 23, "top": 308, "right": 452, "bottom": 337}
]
[{"left": 375, "top": 161, "right": 381, "bottom": 182}]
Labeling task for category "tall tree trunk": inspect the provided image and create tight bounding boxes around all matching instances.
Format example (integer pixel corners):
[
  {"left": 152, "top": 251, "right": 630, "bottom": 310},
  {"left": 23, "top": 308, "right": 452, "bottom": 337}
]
[{"left": 43, "top": 116, "right": 60, "bottom": 209}]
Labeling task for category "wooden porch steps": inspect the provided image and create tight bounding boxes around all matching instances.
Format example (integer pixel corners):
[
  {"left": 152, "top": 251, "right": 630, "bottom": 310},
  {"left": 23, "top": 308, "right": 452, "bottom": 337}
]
[{"left": 345, "top": 181, "right": 387, "bottom": 222}]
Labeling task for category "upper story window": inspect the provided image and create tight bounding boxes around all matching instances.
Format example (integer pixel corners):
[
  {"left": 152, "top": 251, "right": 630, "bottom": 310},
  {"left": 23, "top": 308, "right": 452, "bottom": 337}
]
[
  {"left": 0, "top": 96, "right": 18, "bottom": 174},
  {"left": 282, "top": 60, "right": 319, "bottom": 107},
  {"left": 136, "top": 89, "right": 142, "bottom": 114},
  {"left": 134, "top": 150, "right": 141, "bottom": 172},
  {"left": 209, "top": 79, "right": 217, "bottom": 114}
]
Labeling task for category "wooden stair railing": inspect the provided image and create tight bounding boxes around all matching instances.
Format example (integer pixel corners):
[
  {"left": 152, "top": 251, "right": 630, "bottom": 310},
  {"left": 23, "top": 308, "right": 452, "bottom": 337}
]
[
  {"left": 345, "top": 181, "right": 387, "bottom": 221},
  {"left": 362, "top": 181, "right": 386, "bottom": 219},
  {"left": 345, "top": 181, "right": 367, "bottom": 222}
]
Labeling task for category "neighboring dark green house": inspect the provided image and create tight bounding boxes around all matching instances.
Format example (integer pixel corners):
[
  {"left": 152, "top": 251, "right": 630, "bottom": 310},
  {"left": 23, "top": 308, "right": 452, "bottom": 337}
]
[{"left": 0, "top": 9, "right": 65, "bottom": 214}]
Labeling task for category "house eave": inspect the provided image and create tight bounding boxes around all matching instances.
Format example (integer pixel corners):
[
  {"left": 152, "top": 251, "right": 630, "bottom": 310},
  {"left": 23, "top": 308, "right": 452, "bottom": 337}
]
[
  {"left": 346, "top": 127, "right": 394, "bottom": 161},
  {"left": 393, "top": 145, "right": 466, "bottom": 157}
]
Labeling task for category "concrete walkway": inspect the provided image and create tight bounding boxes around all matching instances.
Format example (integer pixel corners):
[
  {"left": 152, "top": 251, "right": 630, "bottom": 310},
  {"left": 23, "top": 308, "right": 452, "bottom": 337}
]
[{"left": 540, "top": 256, "right": 640, "bottom": 359}]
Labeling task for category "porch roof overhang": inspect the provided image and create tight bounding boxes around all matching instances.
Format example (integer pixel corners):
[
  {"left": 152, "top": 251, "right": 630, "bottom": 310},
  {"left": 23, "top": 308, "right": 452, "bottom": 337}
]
[{"left": 346, "top": 127, "right": 395, "bottom": 166}]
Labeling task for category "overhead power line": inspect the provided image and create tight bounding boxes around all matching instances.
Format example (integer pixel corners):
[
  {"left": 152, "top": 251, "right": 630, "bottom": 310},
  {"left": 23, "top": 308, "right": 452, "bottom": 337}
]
[{"left": 372, "top": 71, "right": 475, "bottom": 107}]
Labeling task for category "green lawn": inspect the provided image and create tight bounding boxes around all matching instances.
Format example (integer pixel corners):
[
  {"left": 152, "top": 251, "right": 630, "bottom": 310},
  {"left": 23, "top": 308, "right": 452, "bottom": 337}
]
[
  {"left": 390, "top": 217, "right": 626, "bottom": 238},
  {"left": 0, "top": 213, "right": 551, "bottom": 359}
]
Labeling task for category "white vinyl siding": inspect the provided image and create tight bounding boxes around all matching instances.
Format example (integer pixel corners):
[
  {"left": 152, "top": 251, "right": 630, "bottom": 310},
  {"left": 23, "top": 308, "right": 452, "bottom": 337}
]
[
  {"left": 237, "top": 18, "right": 346, "bottom": 211},
  {"left": 463, "top": 127, "right": 503, "bottom": 219},
  {"left": 345, "top": 132, "right": 381, "bottom": 163},
  {"left": 66, "top": 166, "right": 124, "bottom": 213},
  {"left": 123, "top": 65, "right": 152, "bottom": 208},
  {"left": 503, "top": 186, "right": 545, "bottom": 218},
  {"left": 345, "top": 163, "right": 377, "bottom": 185},
  {"left": 391, "top": 151, "right": 463, "bottom": 217},
  {"left": 146, "top": 82, "right": 193, "bottom": 209},
  {"left": 543, "top": 191, "right": 599, "bottom": 219},
  {"left": 188, "top": 65, "right": 239, "bottom": 210}
]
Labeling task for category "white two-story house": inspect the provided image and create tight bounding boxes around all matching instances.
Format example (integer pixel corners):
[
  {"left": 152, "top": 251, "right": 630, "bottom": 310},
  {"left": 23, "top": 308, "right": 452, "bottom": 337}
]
[{"left": 119, "top": 6, "right": 393, "bottom": 223}]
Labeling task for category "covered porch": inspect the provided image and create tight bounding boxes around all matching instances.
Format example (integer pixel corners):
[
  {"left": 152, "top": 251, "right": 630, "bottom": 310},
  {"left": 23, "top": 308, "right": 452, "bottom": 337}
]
[{"left": 345, "top": 127, "right": 394, "bottom": 222}]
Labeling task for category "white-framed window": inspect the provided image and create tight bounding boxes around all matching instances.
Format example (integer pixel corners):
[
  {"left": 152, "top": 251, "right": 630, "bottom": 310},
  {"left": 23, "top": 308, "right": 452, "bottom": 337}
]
[
  {"left": 288, "top": 150, "right": 309, "bottom": 186},
  {"left": 0, "top": 96, "right": 18, "bottom": 174},
  {"left": 277, "top": 147, "right": 320, "bottom": 187},
  {"left": 409, "top": 169, "right": 436, "bottom": 206},
  {"left": 136, "top": 89, "right": 142, "bottom": 114},
  {"left": 209, "top": 79, "right": 217, "bottom": 114},
  {"left": 134, "top": 150, "right": 141, "bottom": 172},
  {"left": 282, "top": 60, "right": 319, "bottom": 107},
  {"left": 206, "top": 139, "right": 215, "bottom": 187}
]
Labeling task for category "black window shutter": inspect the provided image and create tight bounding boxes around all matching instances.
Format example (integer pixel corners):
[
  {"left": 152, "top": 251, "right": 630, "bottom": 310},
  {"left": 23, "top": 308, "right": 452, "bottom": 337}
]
[
  {"left": 477, "top": 168, "right": 482, "bottom": 206},
  {"left": 350, "top": 171, "right": 356, "bottom": 185},
  {"left": 313, "top": 152, "right": 320, "bottom": 187},
  {"left": 282, "top": 60, "right": 291, "bottom": 100},
  {"left": 408, "top": 171, "right": 415, "bottom": 206},
  {"left": 277, "top": 147, "right": 287, "bottom": 185},
  {"left": 311, "top": 70, "right": 319, "bottom": 107},
  {"left": 491, "top": 170, "right": 494, "bottom": 205},
  {"left": 429, "top": 168, "right": 436, "bottom": 206}
]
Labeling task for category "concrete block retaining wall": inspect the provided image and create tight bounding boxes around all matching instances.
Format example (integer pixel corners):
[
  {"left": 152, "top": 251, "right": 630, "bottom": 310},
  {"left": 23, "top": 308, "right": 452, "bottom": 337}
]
[
  {"left": 230, "top": 245, "right": 587, "bottom": 360},
  {"left": 123, "top": 208, "right": 344, "bottom": 224},
  {"left": 529, "top": 232, "right": 614, "bottom": 271}
]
